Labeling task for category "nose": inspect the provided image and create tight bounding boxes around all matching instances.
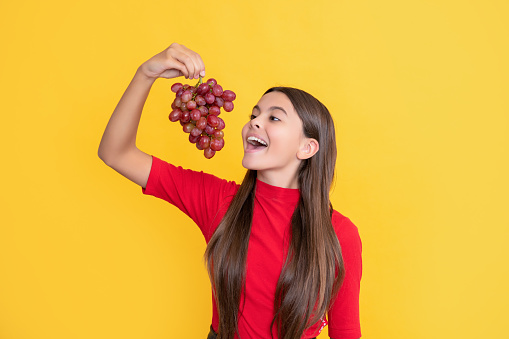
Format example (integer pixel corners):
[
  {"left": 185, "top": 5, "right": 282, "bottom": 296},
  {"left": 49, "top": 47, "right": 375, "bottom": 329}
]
[{"left": 250, "top": 116, "right": 261, "bottom": 129}]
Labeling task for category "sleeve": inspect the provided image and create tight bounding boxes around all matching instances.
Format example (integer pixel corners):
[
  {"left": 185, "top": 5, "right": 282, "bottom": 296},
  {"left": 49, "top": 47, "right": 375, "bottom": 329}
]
[
  {"left": 141, "top": 155, "right": 238, "bottom": 241},
  {"left": 327, "top": 214, "right": 362, "bottom": 339}
]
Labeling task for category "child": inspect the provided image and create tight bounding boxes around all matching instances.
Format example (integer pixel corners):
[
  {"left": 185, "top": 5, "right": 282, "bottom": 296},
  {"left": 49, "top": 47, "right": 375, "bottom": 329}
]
[{"left": 98, "top": 43, "right": 362, "bottom": 339}]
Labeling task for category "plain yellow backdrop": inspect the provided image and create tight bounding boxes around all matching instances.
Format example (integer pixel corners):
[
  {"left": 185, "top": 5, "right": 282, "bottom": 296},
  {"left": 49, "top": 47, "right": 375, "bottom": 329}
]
[{"left": 1, "top": 0, "right": 508, "bottom": 338}]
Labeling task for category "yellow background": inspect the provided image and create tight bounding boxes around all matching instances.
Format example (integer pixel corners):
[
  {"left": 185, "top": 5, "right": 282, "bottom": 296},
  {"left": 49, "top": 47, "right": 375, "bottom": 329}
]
[{"left": 1, "top": 0, "right": 508, "bottom": 338}]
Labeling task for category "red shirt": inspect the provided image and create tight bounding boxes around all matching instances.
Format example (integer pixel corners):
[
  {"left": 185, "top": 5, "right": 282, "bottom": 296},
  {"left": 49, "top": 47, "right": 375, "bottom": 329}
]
[{"left": 141, "top": 155, "right": 362, "bottom": 338}]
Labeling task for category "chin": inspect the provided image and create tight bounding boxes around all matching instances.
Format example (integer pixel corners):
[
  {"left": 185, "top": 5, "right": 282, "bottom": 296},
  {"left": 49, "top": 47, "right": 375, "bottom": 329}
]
[{"left": 242, "top": 156, "right": 262, "bottom": 171}]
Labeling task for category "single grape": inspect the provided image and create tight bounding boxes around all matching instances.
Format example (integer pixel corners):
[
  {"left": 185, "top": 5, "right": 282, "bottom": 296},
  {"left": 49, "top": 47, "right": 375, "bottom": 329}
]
[
  {"left": 206, "top": 78, "right": 217, "bottom": 86},
  {"left": 205, "top": 92, "right": 215, "bottom": 104},
  {"left": 195, "top": 95, "right": 206, "bottom": 106},
  {"left": 176, "top": 88, "right": 184, "bottom": 98},
  {"left": 196, "top": 142, "right": 204, "bottom": 150},
  {"left": 213, "top": 130, "right": 224, "bottom": 139},
  {"left": 197, "top": 83, "right": 210, "bottom": 96},
  {"left": 223, "top": 101, "right": 234, "bottom": 112},
  {"left": 181, "top": 90, "right": 192, "bottom": 103},
  {"left": 183, "top": 122, "right": 195, "bottom": 133},
  {"left": 204, "top": 147, "right": 216, "bottom": 159},
  {"left": 216, "top": 117, "right": 225, "bottom": 130},
  {"left": 196, "top": 116, "right": 207, "bottom": 130},
  {"left": 189, "top": 86, "right": 197, "bottom": 94},
  {"left": 174, "top": 97, "right": 182, "bottom": 107},
  {"left": 209, "top": 105, "right": 221, "bottom": 116},
  {"left": 222, "top": 90, "right": 236, "bottom": 102},
  {"left": 214, "top": 96, "right": 224, "bottom": 107},
  {"left": 204, "top": 124, "right": 215, "bottom": 135},
  {"left": 212, "top": 84, "right": 223, "bottom": 96},
  {"left": 181, "top": 111, "right": 191, "bottom": 123},
  {"left": 210, "top": 138, "right": 225, "bottom": 151},
  {"left": 191, "top": 127, "right": 203, "bottom": 137},
  {"left": 198, "top": 105, "right": 208, "bottom": 116},
  {"left": 171, "top": 83, "right": 183, "bottom": 93},
  {"left": 186, "top": 100, "right": 197, "bottom": 110},
  {"left": 198, "top": 135, "right": 211, "bottom": 149},
  {"left": 190, "top": 109, "right": 201, "bottom": 121},
  {"left": 180, "top": 102, "right": 188, "bottom": 111},
  {"left": 189, "top": 134, "right": 200, "bottom": 144},
  {"left": 207, "top": 115, "right": 219, "bottom": 127},
  {"left": 169, "top": 109, "right": 182, "bottom": 122}
]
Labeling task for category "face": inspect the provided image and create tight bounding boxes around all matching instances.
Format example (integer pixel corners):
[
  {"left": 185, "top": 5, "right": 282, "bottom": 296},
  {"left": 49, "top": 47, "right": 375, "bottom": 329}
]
[{"left": 241, "top": 91, "right": 307, "bottom": 185}]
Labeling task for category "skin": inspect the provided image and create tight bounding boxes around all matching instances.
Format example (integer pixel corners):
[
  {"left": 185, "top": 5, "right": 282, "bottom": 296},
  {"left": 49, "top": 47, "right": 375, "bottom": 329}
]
[{"left": 241, "top": 91, "right": 319, "bottom": 189}]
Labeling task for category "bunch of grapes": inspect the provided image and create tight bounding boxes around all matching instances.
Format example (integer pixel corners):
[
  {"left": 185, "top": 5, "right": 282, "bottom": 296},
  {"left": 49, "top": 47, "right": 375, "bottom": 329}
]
[{"left": 168, "top": 77, "right": 236, "bottom": 159}]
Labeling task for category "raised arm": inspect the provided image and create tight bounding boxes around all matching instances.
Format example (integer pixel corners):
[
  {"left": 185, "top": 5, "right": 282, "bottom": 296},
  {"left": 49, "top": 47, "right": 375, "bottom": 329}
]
[{"left": 97, "top": 43, "right": 205, "bottom": 188}]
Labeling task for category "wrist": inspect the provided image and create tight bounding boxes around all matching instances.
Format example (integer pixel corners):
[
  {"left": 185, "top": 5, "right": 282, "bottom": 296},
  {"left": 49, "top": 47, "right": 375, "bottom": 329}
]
[{"left": 136, "top": 65, "right": 158, "bottom": 84}]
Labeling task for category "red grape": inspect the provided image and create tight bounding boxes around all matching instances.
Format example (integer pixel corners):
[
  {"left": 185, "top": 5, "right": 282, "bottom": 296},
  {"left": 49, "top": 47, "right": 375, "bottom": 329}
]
[
  {"left": 213, "top": 130, "right": 224, "bottom": 139},
  {"left": 168, "top": 77, "right": 236, "bottom": 159},
  {"left": 198, "top": 135, "right": 211, "bottom": 149},
  {"left": 181, "top": 111, "right": 191, "bottom": 123},
  {"left": 207, "top": 115, "right": 219, "bottom": 127},
  {"left": 198, "top": 105, "right": 208, "bottom": 116},
  {"left": 210, "top": 138, "right": 225, "bottom": 151},
  {"left": 189, "top": 134, "right": 200, "bottom": 144},
  {"left": 197, "top": 83, "right": 210, "bottom": 95},
  {"left": 214, "top": 96, "right": 224, "bottom": 107},
  {"left": 191, "top": 127, "right": 203, "bottom": 137},
  {"left": 190, "top": 109, "right": 201, "bottom": 121},
  {"left": 195, "top": 95, "right": 206, "bottom": 106},
  {"left": 181, "top": 90, "right": 192, "bottom": 103},
  {"left": 208, "top": 105, "right": 220, "bottom": 116},
  {"left": 196, "top": 117, "right": 207, "bottom": 130},
  {"left": 171, "top": 83, "right": 183, "bottom": 93},
  {"left": 212, "top": 84, "right": 223, "bottom": 96},
  {"left": 216, "top": 117, "right": 225, "bottom": 130},
  {"left": 183, "top": 122, "right": 194, "bottom": 133},
  {"left": 223, "top": 101, "right": 234, "bottom": 112},
  {"left": 204, "top": 147, "right": 216, "bottom": 159},
  {"left": 205, "top": 92, "right": 215, "bottom": 104},
  {"left": 204, "top": 124, "right": 215, "bottom": 135},
  {"left": 169, "top": 109, "right": 182, "bottom": 122},
  {"left": 222, "top": 90, "right": 236, "bottom": 102}
]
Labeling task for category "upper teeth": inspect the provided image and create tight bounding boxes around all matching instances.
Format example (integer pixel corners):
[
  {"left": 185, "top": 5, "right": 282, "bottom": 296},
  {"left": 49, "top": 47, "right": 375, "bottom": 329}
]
[{"left": 247, "top": 136, "right": 268, "bottom": 146}]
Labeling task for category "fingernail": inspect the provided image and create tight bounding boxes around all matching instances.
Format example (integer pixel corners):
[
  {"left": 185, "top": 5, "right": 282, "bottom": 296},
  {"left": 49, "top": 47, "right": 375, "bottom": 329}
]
[{"left": 200, "top": 70, "right": 206, "bottom": 77}]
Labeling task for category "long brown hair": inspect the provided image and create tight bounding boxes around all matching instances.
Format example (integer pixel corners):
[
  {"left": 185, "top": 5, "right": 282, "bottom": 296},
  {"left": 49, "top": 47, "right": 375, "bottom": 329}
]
[{"left": 205, "top": 87, "right": 345, "bottom": 339}]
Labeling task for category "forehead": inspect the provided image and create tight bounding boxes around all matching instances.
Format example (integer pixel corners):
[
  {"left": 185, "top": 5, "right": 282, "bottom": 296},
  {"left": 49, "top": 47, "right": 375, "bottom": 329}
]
[{"left": 255, "top": 91, "right": 296, "bottom": 116}]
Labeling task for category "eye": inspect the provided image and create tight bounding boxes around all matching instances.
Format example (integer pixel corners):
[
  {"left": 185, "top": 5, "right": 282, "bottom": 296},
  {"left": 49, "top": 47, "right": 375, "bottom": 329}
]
[
  {"left": 270, "top": 116, "right": 280, "bottom": 121},
  {"left": 249, "top": 114, "right": 257, "bottom": 120}
]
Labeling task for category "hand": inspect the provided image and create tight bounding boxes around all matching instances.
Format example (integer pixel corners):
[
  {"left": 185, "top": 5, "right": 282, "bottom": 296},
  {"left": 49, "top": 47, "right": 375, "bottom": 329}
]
[{"left": 139, "top": 43, "right": 205, "bottom": 80}]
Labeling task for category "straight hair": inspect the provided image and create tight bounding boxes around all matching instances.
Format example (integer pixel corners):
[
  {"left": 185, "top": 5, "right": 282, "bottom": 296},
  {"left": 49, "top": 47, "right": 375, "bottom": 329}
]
[{"left": 205, "top": 87, "right": 345, "bottom": 339}]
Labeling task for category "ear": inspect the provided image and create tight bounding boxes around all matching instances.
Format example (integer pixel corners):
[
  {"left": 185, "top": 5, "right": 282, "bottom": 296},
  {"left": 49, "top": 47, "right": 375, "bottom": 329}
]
[{"left": 297, "top": 138, "right": 319, "bottom": 160}]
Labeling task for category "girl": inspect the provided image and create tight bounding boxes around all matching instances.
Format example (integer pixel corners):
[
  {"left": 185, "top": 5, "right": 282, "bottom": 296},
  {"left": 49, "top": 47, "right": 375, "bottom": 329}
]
[{"left": 98, "top": 43, "right": 362, "bottom": 339}]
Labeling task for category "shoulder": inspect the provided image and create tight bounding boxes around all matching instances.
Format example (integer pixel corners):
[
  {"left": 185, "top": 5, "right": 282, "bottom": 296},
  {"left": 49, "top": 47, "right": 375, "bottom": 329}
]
[{"left": 331, "top": 210, "right": 361, "bottom": 246}]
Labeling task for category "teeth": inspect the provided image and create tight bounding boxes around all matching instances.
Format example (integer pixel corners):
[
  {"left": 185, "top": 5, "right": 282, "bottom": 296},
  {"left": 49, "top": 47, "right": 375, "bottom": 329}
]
[{"left": 247, "top": 136, "right": 268, "bottom": 146}]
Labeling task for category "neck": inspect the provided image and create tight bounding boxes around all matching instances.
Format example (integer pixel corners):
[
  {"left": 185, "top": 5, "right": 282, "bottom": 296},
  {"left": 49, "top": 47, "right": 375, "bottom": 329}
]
[{"left": 256, "top": 170, "right": 299, "bottom": 189}]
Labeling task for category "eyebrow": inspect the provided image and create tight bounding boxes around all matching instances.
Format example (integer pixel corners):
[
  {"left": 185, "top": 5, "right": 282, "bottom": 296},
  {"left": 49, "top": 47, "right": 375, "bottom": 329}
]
[{"left": 253, "top": 105, "right": 288, "bottom": 115}]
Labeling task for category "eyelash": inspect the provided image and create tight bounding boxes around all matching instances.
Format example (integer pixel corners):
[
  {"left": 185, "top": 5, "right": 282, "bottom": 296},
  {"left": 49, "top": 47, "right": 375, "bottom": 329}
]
[{"left": 249, "top": 114, "right": 280, "bottom": 121}]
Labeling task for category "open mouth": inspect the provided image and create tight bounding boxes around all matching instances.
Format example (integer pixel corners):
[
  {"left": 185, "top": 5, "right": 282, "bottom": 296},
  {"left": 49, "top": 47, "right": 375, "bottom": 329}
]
[{"left": 246, "top": 136, "right": 268, "bottom": 152}]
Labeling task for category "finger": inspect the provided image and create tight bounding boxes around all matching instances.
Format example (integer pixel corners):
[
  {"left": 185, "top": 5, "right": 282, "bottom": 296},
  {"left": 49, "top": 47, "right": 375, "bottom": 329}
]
[
  {"left": 181, "top": 45, "right": 205, "bottom": 79},
  {"left": 164, "top": 57, "right": 189, "bottom": 79},
  {"left": 172, "top": 47, "right": 196, "bottom": 80}
]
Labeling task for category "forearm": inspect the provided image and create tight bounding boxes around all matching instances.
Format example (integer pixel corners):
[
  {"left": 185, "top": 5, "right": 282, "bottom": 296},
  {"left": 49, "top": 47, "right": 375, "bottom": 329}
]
[{"left": 98, "top": 66, "right": 156, "bottom": 163}]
